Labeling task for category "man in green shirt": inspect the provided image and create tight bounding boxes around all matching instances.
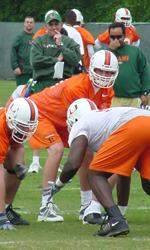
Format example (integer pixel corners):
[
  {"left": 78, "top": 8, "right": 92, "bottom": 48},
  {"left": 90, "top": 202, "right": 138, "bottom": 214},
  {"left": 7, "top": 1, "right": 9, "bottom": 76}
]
[
  {"left": 30, "top": 10, "right": 81, "bottom": 93},
  {"left": 108, "top": 22, "right": 150, "bottom": 107},
  {"left": 10, "top": 16, "right": 35, "bottom": 86}
]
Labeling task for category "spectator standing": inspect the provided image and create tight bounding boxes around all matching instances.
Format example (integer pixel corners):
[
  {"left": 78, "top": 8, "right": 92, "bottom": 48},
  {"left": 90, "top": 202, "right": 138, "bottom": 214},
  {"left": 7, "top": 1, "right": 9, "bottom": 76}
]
[
  {"left": 10, "top": 16, "right": 35, "bottom": 86},
  {"left": 63, "top": 9, "right": 85, "bottom": 71},
  {"left": 71, "top": 9, "right": 95, "bottom": 70},
  {"left": 108, "top": 22, "right": 150, "bottom": 107},
  {"left": 30, "top": 9, "right": 81, "bottom": 93},
  {"left": 33, "top": 10, "right": 68, "bottom": 40},
  {"left": 95, "top": 8, "right": 140, "bottom": 49}
]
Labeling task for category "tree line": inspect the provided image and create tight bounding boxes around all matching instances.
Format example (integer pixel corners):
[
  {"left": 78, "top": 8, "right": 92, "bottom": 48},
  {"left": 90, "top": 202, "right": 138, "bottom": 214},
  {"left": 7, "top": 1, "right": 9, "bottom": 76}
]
[{"left": 0, "top": 0, "right": 150, "bottom": 22}]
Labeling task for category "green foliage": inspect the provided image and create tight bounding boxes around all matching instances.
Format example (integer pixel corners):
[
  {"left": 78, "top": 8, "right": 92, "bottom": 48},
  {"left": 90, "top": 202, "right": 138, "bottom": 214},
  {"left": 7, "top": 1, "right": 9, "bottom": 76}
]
[{"left": 0, "top": 0, "right": 150, "bottom": 22}]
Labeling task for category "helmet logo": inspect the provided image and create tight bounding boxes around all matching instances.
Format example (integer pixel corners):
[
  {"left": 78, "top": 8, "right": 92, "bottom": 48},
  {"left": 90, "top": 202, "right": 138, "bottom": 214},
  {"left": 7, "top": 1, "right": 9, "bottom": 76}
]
[{"left": 69, "top": 104, "right": 78, "bottom": 115}]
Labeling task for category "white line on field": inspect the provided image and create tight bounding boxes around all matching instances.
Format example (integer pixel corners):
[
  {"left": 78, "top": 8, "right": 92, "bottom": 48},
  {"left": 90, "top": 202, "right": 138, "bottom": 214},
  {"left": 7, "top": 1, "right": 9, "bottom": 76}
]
[
  {"left": 1, "top": 238, "right": 150, "bottom": 245},
  {"left": 15, "top": 205, "right": 150, "bottom": 216},
  {"left": 133, "top": 238, "right": 150, "bottom": 241}
]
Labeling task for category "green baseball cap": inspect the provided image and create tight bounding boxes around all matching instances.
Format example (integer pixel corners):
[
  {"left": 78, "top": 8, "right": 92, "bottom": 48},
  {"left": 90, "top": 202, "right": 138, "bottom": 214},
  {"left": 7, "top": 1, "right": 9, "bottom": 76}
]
[{"left": 45, "top": 10, "right": 62, "bottom": 24}]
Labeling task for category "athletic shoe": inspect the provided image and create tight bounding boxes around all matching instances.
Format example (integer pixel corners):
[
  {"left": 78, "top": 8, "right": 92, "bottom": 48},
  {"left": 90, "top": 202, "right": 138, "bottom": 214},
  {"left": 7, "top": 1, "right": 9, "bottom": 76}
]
[
  {"left": 6, "top": 204, "right": 30, "bottom": 225},
  {"left": 83, "top": 213, "right": 105, "bottom": 225},
  {"left": 79, "top": 204, "right": 90, "bottom": 220},
  {"left": 95, "top": 217, "right": 129, "bottom": 237},
  {"left": 82, "top": 201, "right": 104, "bottom": 225},
  {"left": 28, "top": 162, "right": 41, "bottom": 173},
  {"left": 38, "top": 202, "right": 64, "bottom": 222},
  {"left": 0, "top": 213, "right": 15, "bottom": 230}
]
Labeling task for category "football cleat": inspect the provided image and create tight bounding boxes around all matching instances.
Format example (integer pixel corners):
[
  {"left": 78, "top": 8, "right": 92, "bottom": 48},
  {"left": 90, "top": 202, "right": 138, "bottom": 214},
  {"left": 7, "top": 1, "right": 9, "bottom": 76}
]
[
  {"left": 95, "top": 217, "right": 129, "bottom": 237},
  {"left": 28, "top": 162, "right": 41, "bottom": 173},
  {"left": 0, "top": 212, "right": 15, "bottom": 230},
  {"left": 83, "top": 213, "right": 105, "bottom": 225},
  {"left": 6, "top": 204, "right": 30, "bottom": 225},
  {"left": 79, "top": 204, "right": 90, "bottom": 220},
  {"left": 38, "top": 202, "right": 64, "bottom": 222},
  {"left": 82, "top": 201, "right": 104, "bottom": 225}
]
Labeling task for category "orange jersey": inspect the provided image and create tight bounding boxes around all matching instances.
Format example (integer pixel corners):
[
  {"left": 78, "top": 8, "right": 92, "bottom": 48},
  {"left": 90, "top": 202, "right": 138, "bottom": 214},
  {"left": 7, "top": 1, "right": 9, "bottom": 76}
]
[
  {"left": 30, "top": 73, "right": 114, "bottom": 128},
  {"left": 75, "top": 26, "right": 95, "bottom": 68},
  {"left": 97, "top": 25, "right": 140, "bottom": 45},
  {"left": 0, "top": 108, "right": 10, "bottom": 164},
  {"left": 33, "top": 26, "right": 48, "bottom": 40}
]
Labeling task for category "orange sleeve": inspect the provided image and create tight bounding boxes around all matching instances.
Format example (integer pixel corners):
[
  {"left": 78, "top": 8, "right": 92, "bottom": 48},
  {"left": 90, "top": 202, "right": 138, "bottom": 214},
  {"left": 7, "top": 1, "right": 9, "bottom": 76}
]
[
  {"left": 0, "top": 110, "right": 9, "bottom": 164},
  {"left": 33, "top": 27, "right": 47, "bottom": 40},
  {"left": 125, "top": 26, "right": 140, "bottom": 43},
  {"left": 76, "top": 27, "right": 95, "bottom": 45},
  {"left": 97, "top": 30, "right": 110, "bottom": 45},
  {"left": 76, "top": 27, "right": 95, "bottom": 68}
]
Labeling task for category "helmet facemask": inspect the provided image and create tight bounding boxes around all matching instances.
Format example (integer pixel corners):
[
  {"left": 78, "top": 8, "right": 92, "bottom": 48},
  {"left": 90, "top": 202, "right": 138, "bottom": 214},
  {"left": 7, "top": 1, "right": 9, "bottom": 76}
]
[
  {"left": 9, "top": 119, "right": 38, "bottom": 143},
  {"left": 89, "top": 50, "right": 119, "bottom": 89},
  {"left": 89, "top": 67, "right": 118, "bottom": 88}
]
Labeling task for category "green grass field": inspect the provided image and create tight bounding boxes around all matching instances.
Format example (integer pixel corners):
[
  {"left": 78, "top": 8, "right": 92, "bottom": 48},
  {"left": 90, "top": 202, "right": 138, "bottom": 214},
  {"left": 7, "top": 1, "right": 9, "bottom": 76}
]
[{"left": 0, "top": 80, "right": 150, "bottom": 250}]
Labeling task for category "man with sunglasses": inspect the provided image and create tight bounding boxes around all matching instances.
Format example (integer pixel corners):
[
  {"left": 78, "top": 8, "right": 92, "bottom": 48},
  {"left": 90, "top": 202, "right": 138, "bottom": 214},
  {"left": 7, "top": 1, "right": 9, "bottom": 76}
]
[{"left": 108, "top": 22, "right": 150, "bottom": 108}]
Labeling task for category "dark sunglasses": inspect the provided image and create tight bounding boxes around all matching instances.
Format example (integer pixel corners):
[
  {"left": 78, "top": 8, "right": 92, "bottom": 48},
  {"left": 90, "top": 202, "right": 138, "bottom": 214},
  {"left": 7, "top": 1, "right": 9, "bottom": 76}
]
[{"left": 110, "top": 35, "right": 123, "bottom": 40}]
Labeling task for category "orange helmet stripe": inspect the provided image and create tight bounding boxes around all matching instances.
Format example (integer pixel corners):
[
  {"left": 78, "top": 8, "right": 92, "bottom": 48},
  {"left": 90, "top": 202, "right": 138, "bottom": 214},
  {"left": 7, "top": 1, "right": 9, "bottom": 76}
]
[
  {"left": 25, "top": 99, "right": 36, "bottom": 121},
  {"left": 125, "top": 8, "right": 129, "bottom": 15},
  {"left": 104, "top": 51, "right": 111, "bottom": 65}
]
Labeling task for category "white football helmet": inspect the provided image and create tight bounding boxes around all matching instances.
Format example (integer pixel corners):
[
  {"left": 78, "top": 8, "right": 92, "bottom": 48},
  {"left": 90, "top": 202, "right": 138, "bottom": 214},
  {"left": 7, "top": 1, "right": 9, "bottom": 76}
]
[
  {"left": 72, "top": 9, "right": 84, "bottom": 24},
  {"left": 6, "top": 97, "right": 38, "bottom": 143},
  {"left": 67, "top": 98, "right": 98, "bottom": 131},
  {"left": 89, "top": 50, "right": 119, "bottom": 88},
  {"left": 115, "top": 8, "right": 132, "bottom": 27}
]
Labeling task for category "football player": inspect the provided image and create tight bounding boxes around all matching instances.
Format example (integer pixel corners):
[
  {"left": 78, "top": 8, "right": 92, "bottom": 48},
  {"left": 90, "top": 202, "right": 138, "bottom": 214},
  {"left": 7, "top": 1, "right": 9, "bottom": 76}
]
[
  {"left": 0, "top": 98, "right": 38, "bottom": 230},
  {"left": 49, "top": 98, "right": 150, "bottom": 237},
  {"left": 27, "top": 50, "right": 119, "bottom": 222}
]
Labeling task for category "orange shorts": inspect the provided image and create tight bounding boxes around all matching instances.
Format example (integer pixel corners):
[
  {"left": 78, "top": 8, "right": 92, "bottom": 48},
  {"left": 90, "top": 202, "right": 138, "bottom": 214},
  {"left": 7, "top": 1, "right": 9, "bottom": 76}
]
[
  {"left": 29, "top": 116, "right": 69, "bottom": 149},
  {"left": 89, "top": 116, "right": 150, "bottom": 179}
]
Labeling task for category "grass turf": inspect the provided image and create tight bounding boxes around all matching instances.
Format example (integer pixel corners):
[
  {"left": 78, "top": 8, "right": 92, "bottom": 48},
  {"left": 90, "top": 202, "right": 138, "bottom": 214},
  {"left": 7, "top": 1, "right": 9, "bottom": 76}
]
[{"left": 0, "top": 80, "right": 150, "bottom": 249}]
